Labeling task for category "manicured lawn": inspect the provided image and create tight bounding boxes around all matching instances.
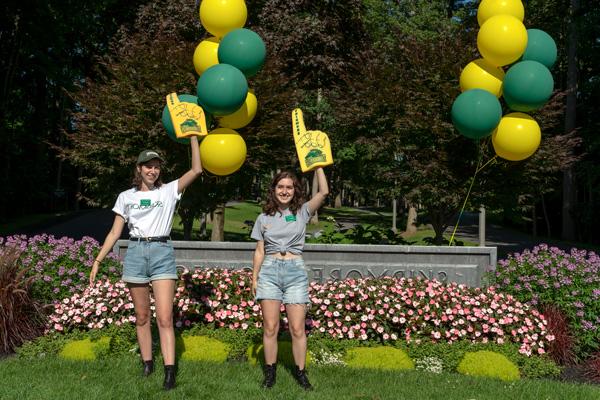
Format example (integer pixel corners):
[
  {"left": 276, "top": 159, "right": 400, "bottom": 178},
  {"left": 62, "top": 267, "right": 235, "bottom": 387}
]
[
  {"left": 171, "top": 201, "right": 335, "bottom": 241},
  {"left": 1, "top": 356, "right": 599, "bottom": 400}
]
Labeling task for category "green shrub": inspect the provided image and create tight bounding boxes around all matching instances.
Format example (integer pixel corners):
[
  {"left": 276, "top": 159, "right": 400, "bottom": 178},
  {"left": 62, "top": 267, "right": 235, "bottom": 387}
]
[
  {"left": 58, "top": 337, "right": 110, "bottom": 360},
  {"left": 344, "top": 346, "right": 414, "bottom": 370},
  {"left": 183, "top": 325, "right": 261, "bottom": 361},
  {"left": 247, "top": 341, "right": 312, "bottom": 367},
  {"left": 108, "top": 324, "right": 138, "bottom": 355},
  {"left": 177, "top": 336, "right": 230, "bottom": 362},
  {"left": 17, "top": 333, "right": 74, "bottom": 359},
  {"left": 404, "top": 340, "right": 560, "bottom": 379},
  {"left": 307, "top": 217, "right": 409, "bottom": 245},
  {"left": 457, "top": 350, "right": 520, "bottom": 381}
]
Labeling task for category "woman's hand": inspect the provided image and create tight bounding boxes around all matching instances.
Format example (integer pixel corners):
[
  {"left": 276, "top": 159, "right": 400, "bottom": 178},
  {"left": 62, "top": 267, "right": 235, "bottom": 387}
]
[
  {"left": 251, "top": 277, "right": 258, "bottom": 298},
  {"left": 89, "top": 260, "right": 100, "bottom": 286}
]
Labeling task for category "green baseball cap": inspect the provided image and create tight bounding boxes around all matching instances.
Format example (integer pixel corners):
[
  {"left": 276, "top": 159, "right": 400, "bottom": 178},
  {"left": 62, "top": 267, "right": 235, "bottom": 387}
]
[{"left": 137, "top": 150, "right": 164, "bottom": 164}]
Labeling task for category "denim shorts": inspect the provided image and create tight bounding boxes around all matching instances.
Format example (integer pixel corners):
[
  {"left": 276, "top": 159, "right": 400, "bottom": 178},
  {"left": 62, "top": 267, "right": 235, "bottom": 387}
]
[
  {"left": 122, "top": 241, "right": 178, "bottom": 284},
  {"left": 255, "top": 256, "right": 310, "bottom": 304}
]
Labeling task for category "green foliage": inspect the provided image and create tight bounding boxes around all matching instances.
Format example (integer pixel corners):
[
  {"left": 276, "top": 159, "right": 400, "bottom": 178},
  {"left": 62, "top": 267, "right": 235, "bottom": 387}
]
[
  {"left": 17, "top": 326, "right": 138, "bottom": 359},
  {"left": 344, "top": 346, "right": 414, "bottom": 370},
  {"left": 58, "top": 337, "right": 111, "bottom": 361},
  {"left": 0, "top": 247, "right": 45, "bottom": 355},
  {"left": 404, "top": 340, "right": 560, "bottom": 380},
  {"left": 107, "top": 324, "right": 138, "bottom": 356},
  {"left": 16, "top": 333, "right": 73, "bottom": 360},
  {"left": 246, "top": 341, "right": 312, "bottom": 367},
  {"left": 308, "top": 217, "right": 408, "bottom": 245},
  {"left": 457, "top": 351, "right": 520, "bottom": 382},
  {"left": 176, "top": 336, "right": 230, "bottom": 362},
  {"left": 183, "top": 324, "right": 262, "bottom": 361}
]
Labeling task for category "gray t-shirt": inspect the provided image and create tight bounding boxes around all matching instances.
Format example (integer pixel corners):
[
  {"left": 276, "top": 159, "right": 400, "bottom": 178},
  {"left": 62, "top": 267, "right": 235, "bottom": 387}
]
[{"left": 251, "top": 202, "right": 312, "bottom": 255}]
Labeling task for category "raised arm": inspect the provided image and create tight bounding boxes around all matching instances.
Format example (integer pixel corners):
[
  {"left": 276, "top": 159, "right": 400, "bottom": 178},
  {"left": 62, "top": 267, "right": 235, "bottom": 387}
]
[
  {"left": 177, "top": 136, "right": 203, "bottom": 194},
  {"left": 90, "top": 214, "right": 126, "bottom": 285},
  {"left": 306, "top": 167, "right": 329, "bottom": 214}
]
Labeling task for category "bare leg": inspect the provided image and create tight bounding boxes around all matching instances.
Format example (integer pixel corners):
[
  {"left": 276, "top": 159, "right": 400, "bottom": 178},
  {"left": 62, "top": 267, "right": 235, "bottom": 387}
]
[
  {"left": 128, "top": 283, "right": 152, "bottom": 361},
  {"left": 261, "top": 300, "right": 282, "bottom": 364},
  {"left": 286, "top": 304, "right": 308, "bottom": 369},
  {"left": 152, "top": 279, "right": 176, "bottom": 365}
]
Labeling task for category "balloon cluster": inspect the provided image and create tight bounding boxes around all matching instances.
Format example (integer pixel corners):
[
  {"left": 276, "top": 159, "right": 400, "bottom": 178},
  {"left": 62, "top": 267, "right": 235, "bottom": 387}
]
[
  {"left": 162, "top": 0, "right": 266, "bottom": 176},
  {"left": 451, "top": 0, "right": 557, "bottom": 161}
]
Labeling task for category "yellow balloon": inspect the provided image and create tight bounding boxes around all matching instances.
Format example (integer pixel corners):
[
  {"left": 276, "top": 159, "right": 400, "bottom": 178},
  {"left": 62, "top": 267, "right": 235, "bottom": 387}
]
[
  {"left": 200, "top": 128, "right": 247, "bottom": 175},
  {"left": 199, "top": 0, "right": 247, "bottom": 38},
  {"left": 193, "top": 37, "right": 220, "bottom": 76},
  {"left": 460, "top": 58, "right": 505, "bottom": 97},
  {"left": 477, "top": 0, "right": 525, "bottom": 26},
  {"left": 218, "top": 90, "right": 257, "bottom": 129},
  {"left": 477, "top": 15, "right": 528, "bottom": 66},
  {"left": 492, "top": 112, "right": 541, "bottom": 161}
]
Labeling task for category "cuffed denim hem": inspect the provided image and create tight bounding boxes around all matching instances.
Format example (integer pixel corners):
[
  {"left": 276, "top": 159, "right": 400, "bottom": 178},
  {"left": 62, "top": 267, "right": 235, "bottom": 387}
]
[
  {"left": 150, "top": 274, "right": 178, "bottom": 281},
  {"left": 122, "top": 275, "right": 151, "bottom": 284}
]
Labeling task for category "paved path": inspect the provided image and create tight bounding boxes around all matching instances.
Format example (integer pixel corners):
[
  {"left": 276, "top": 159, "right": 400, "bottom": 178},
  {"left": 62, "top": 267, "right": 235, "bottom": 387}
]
[{"left": 10, "top": 209, "right": 129, "bottom": 242}]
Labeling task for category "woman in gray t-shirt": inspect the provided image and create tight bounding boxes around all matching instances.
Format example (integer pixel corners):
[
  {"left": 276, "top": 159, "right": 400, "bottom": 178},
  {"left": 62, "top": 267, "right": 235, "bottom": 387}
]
[{"left": 251, "top": 167, "right": 329, "bottom": 390}]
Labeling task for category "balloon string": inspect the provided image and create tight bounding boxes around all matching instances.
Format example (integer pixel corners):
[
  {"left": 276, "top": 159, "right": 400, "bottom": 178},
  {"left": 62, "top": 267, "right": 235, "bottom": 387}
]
[{"left": 448, "top": 155, "right": 498, "bottom": 246}]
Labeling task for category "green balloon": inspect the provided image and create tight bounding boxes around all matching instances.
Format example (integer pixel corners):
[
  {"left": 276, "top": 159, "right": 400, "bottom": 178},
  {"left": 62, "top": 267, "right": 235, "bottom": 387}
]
[
  {"left": 522, "top": 29, "right": 557, "bottom": 69},
  {"left": 197, "top": 64, "right": 248, "bottom": 116},
  {"left": 218, "top": 28, "right": 266, "bottom": 77},
  {"left": 451, "top": 89, "right": 502, "bottom": 139},
  {"left": 503, "top": 60, "right": 554, "bottom": 112},
  {"left": 161, "top": 94, "right": 212, "bottom": 144}
]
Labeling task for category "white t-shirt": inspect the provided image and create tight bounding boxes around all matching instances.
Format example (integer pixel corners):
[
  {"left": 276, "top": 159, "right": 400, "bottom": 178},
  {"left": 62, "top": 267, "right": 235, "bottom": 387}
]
[{"left": 112, "top": 180, "right": 181, "bottom": 238}]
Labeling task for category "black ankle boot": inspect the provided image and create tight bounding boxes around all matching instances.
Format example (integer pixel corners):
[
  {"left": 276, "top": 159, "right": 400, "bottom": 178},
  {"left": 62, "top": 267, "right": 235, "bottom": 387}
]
[
  {"left": 163, "top": 365, "right": 176, "bottom": 390},
  {"left": 262, "top": 363, "right": 277, "bottom": 388},
  {"left": 293, "top": 365, "right": 313, "bottom": 391},
  {"left": 142, "top": 360, "right": 154, "bottom": 377}
]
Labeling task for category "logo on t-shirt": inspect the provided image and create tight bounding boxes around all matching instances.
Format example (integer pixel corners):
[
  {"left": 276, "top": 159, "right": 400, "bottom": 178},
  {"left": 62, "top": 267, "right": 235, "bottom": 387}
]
[
  {"left": 130, "top": 200, "right": 164, "bottom": 210},
  {"left": 285, "top": 214, "right": 297, "bottom": 222}
]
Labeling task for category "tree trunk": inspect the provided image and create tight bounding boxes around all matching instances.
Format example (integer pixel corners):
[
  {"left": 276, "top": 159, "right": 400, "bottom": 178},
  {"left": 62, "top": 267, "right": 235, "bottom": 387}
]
[
  {"left": 309, "top": 171, "right": 319, "bottom": 225},
  {"left": 199, "top": 212, "right": 207, "bottom": 239},
  {"left": 392, "top": 198, "right": 397, "bottom": 233},
  {"left": 211, "top": 203, "right": 225, "bottom": 241},
  {"left": 562, "top": 0, "right": 579, "bottom": 241},
  {"left": 532, "top": 204, "right": 537, "bottom": 238},
  {"left": 541, "top": 194, "right": 551, "bottom": 237},
  {"left": 182, "top": 214, "right": 194, "bottom": 240},
  {"left": 334, "top": 193, "right": 342, "bottom": 208},
  {"left": 404, "top": 205, "right": 418, "bottom": 236}
]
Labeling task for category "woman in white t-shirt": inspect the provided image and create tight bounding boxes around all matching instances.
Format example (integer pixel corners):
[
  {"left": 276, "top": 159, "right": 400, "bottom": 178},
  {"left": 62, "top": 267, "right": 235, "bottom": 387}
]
[
  {"left": 250, "top": 167, "right": 329, "bottom": 390},
  {"left": 90, "top": 136, "right": 202, "bottom": 390}
]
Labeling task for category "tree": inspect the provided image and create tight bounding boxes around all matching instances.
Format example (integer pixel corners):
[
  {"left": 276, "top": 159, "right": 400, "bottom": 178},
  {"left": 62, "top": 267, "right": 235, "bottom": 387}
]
[{"left": 0, "top": 0, "right": 147, "bottom": 221}]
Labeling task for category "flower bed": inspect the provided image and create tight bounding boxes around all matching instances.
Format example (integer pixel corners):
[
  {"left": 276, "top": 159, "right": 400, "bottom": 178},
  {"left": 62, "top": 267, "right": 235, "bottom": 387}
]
[
  {"left": 493, "top": 244, "right": 600, "bottom": 357},
  {"left": 47, "top": 268, "right": 553, "bottom": 357},
  {"left": 0, "top": 234, "right": 121, "bottom": 304}
]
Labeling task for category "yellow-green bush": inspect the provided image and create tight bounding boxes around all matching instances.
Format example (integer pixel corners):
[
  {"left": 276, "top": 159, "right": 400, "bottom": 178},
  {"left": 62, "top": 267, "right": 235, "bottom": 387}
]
[
  {"left": 247, "top": 341, "right": 311, "bottom": 367},
  {"left": 344, "top": 346, "right": 414, "bottom": 370},
  {"left": 58, "top": 337, "right": 110, "bottom": 360},
  {"left": 177, "top": 336, "right": 230, "bottom": 362},
  {"left": 457, "top": 350, "right": 520, "bottom": 381}
]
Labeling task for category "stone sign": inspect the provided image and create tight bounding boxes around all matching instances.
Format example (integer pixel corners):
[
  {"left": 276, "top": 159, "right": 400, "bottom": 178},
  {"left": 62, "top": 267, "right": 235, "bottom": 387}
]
[{"left": 114, "top": 241, "right": 497, "bottom": 287}]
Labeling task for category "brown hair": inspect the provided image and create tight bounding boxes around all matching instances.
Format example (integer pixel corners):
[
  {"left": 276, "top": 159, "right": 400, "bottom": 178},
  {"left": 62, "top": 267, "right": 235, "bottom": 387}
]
[
  {"left": 263, "top": 171, "right": 305, "bottom": 216},
  {"left": 131, "top": 162, "right": 163, "bottom": 190}
]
